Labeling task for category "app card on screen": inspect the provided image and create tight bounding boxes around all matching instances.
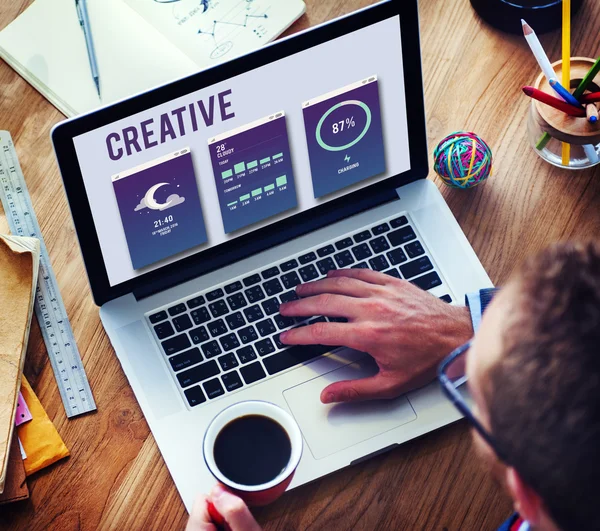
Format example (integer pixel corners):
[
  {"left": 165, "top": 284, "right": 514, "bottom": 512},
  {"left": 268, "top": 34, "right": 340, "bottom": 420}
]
[
  {"left": 112, "top": 149, "right": 208, "bottom": 269},
  {"left": 302, "top": 76, "right": 386, "bottom": 198},
  {"left": 208, "top": 112, "right": 298, "bottom": 234}
]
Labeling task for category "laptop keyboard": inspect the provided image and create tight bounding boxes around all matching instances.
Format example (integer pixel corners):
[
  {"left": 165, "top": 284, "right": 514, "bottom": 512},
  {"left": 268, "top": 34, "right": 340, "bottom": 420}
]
[{"left": 147, "top": 213, "right": 453, "bottom": 409}]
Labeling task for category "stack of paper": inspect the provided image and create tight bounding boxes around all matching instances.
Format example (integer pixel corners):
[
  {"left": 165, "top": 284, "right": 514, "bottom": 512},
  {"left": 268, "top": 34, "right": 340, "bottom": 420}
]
[{"left": 0, "top": 235, "right": 40, "bottom": 494}]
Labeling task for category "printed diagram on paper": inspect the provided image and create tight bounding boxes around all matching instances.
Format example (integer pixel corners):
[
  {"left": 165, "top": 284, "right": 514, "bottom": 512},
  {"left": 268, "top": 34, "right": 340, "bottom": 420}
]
[{"left": 124, "top": 0, "right": 303, "bottom": 68}]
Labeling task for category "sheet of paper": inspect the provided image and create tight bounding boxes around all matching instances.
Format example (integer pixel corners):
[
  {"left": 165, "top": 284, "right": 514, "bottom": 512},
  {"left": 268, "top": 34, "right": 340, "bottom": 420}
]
[
  {"left": 0, "top": 0, "right": 197, "bottom": 116},
  {"left": 123, "top": 0, "right": 305, "bottom": 67}
]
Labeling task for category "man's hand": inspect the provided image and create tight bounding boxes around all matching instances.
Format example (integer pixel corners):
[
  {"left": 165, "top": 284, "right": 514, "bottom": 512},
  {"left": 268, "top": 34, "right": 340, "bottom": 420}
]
[
  {"left": 186, "top": 485, "right": 262, "bottom": 531},
  {"left": 279, "top": 269, "right": 472, "bottom": 404}
]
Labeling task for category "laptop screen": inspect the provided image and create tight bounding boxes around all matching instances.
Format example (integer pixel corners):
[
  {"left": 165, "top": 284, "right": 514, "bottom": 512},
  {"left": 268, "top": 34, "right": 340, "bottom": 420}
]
[{"left": 63, "top": 8, "right": 421, "bottom": 299}]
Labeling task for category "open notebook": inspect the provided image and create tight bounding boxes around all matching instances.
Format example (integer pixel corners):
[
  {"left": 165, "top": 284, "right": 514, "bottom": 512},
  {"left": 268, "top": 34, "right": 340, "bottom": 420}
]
[{"left": 0, "top": 0, "right": 305, "bottom": 117}]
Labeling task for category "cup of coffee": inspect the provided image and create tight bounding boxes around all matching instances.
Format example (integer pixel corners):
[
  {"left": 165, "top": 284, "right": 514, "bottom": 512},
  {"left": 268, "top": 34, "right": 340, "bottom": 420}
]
[{"left": 203, "top": 401, "right": 303, "bottom": 506}]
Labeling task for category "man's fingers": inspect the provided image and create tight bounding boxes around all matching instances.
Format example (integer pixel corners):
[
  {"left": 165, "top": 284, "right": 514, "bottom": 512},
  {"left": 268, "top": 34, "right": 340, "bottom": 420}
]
[
  {"left": 327, "top": 268, "right": 391, "bottom": 285},
  {"left": 295, "top": 275, "right": 382, "bottom": 299},
  {"left": 281, "top": 322, "right": 360, "bottom": 349},
  {"left": 186, "top": 494, "right": 216, "bottom": 531},
  {"left": 210, "top": 485, "right": 262, "bottom": 531},
  {"left": 320, "top": 373, "right": 405, "bottom": 404},
  {"left": 280, "top": 293, "right": 359, "bottom": 319}
]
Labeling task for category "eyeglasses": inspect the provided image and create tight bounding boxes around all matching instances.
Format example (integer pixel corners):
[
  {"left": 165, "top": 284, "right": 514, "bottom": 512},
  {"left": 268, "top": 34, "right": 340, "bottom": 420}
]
[{"left": 437, "top": 340, "right": 508, "bottom": 463}]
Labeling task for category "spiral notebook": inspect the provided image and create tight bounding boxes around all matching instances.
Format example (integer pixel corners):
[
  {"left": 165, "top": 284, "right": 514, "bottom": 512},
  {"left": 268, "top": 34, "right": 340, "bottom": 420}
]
[{"left": 0, "top": 0, "right": 305, "bottom": 117}]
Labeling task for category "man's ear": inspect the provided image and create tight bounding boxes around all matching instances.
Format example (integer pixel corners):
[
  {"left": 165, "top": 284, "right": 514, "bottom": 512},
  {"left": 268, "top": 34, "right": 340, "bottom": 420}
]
[{"left": 505, "top": 467, "right": 543, "bottom": 525}]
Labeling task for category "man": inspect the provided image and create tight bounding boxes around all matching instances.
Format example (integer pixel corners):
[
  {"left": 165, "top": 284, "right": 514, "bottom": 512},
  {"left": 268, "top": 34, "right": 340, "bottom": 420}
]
[{"left": 187, "top": 241, "right": 600, "bottom": 531}]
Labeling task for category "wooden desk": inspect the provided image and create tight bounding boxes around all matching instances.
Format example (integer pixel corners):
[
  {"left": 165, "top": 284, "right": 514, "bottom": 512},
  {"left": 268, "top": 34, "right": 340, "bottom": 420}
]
[{"left": 1, "top": 0, "right": 599, "bottom": 528}]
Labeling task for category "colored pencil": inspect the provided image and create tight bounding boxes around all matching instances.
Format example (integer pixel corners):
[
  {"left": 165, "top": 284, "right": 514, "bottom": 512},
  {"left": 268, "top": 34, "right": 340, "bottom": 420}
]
[
  {"left": 586, "top": 103, "right": 599, "bottom": 123},
  {"left": 550, "top": 79, "right": 581, "bottom": 108},
  {"left": 580, "top": 92, "right": 600, "bottom": 104},
  {"left": 521, "top": 20, "right": 557, "bottom": 83},
  {"left": 583, "top": 144, "right": 599, "bottom": 164},
  {"left": 561, "top": 0, "right": 571, "bottom": 165},
  {"left": 522, "top": 86, "right": 586, "bottom": 116},
  {"left": 573, "top": 57, "right": 600, "bottom": 100}
]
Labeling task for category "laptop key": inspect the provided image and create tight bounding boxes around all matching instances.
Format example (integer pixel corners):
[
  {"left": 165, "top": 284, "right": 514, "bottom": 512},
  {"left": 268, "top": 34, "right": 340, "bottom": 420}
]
[
  {"left": 219, "top": 333, "right": 240, "bottom": 352},
  {"left": 261, "top": 266, "right": 280, "bottom": 279},
  {"left": 169, "top": 347, "right": 203, "bottom": 372},
  {"left": 173, "top": 314, "right": 193, "bottom": 332},
  {"left": 308, "top": 316, "right": 327, "bottom": 325},
  {"left": 370, "top": 236, "right": 390, "bottom": 254},
  {"left": 189, "top": 326, "right": 210, "bottom": 344},
  {"left": 191, "top": 307, "right": 211, "bottom": 325},
  {"left": 243, "top": 305, "right": 264, "bottom": 322},
  {"left": 388, "top": 226, "right": 417, "bottom": 247},
  {"left": 411, "top": 272, "right": 442, "bottom": 291},
  {"left": 440, "top": 294, "right": 453, "bottom": 303},
  {"left": 224, "top": 281, "right": 243, "bottom": 294},
  {"left": 243, "top": 274, "right": 261, "bottom": 287},
  {"left": 353, "top": 230, "right": 371, "bottom": 243},
  {"left": 299, "top": 264, "right": 319, "bottom": 282},
  {"left": 149, "top": 310, "right": 168, "bottom": 324},
  {"left": 154, "top": 321, "right": 175, "bottom": 340},
  {"left": 203, "top": 378, "right": 225, "bottom": 399},
  {"left": 298, "top": 252, "right": 316, "bottom": 265},
  {"left": 351, "top": 262, "right": 369, "bottom": 269},
  {"left": 208, "top": 319, "right": 228, "bottom": 338},
  {"left": 351, "top": 243, "right": 373, "bottom": 261},
  {"left": 256, "top": 338, "right": 276, "bottom": 357},
  {"left": 280, "top": 259, "right": 298, "bottom": 272},
  {"left": 383, "top": 268, "right": 402, "bottom": 279},
  {"left": 263, "top": 344, "right": 333, "bottom": 375},
  {"left": 227, "top": 292, "right": 247, "bottom": 311},
  {"left": 236, "top": 345, "right": 257, "bottom": 364},
  {"left": 334, "top": 250, "right": 355, "bottom": 268},
  {"left": 405, "top": 240, "right": 425, "bottom": 259},
  {"left": 280, "top": 290, "right": 299, "bottom": 303},
  {"left": 162, "top": 334, "right": 191, "bottom": 356},
  {"left": 274, "top": 313, "right": 295, "bottom": 330},
  {"left": 281, "top": 271, "right": 301, "bottom": 289},
  {"left": 222, "top": 371, "right": 243, "bottom": 392},
  {"left": 206, "top": 288, "right": 224, "bottom": 302},
  {"left": 368, "top": 255, "right": 390, "bottom": 272},
  {"left": 186, "top": 296, "right": 205, "bottom": 309},
  {"left": 335, "top": 237, "right": 354, "bottom": 250},
  {"left": 238, "top": 325, "right": 258, "bottom": 344},
  {"left": 256, "top": 318, "right": 277, "bottom": 337},
  {"left": 201, "top": 340, "right": 222, "bottom": 359},
  {"left": 400, "top": 257, "right": 433, "bottom": 280},
  {"left": 317, "top": 257, "right": 337, "bottom": 275},
  {"left": 273, "top": 333, "right": 285, "bottom": 350},
  {"left": 177, "top": 359, "right": 220, "bottom": 387},
  {"left": 372, "top": 222, "right": 390, "bottom": 235},
  {"left": 390, "top": 215, "right": 408, "bottom": 228},
  {"left": 317, "top": 244, "right": 335, "bottom": 257},
  {"left": 262, "top": 297, "right": 280, "bottom": 316},
  {"left": 184, "top": 386, "right": 206, "bottom": 407},
  {"left": 245, "top": 285, "right": 266, "bottom": 303},
  {"left": 225, "top": 312, "right": 246, "bottom": 330},
  {"left": 387, "top": 248, "right": 408, "bottom": 265},
  {"left": 168, "top": 303, "right": 186, "bottom": 317},
  {"left": 240, "top": 362, "right": 267, "bottom": 384},
  {"left": 209, "top": 299, "right": 228, "bottom": 318},
  {"left": 218, "top": 353, "right": 239, "bottom": 371},
  {"left": 263, "top": 278, "right": 283, "bottom": 297},
  {"left": 328, "top": 317, "right": 348, "bottom": 323}
]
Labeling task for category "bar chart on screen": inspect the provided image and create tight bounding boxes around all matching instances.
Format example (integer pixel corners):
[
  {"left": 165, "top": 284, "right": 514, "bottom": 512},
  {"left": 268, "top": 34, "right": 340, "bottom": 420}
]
[{"left": 208, "top": 112, "right": 298, "bottom": 233}]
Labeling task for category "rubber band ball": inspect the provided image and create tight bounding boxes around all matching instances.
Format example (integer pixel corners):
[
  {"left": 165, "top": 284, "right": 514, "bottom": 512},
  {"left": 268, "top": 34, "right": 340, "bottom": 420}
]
[{"left": 433, "top": 132, "right": 493, "bottom": 189}]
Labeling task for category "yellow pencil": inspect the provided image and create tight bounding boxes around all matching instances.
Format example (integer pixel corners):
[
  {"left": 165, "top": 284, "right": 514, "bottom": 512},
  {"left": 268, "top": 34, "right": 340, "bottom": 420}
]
[{"left": 562, "top": 0, "right": 571, "bottom": 166}]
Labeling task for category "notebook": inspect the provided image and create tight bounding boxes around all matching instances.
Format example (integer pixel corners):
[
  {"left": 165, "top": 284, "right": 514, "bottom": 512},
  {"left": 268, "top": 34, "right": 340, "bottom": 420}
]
[{"left": 0, "top": 0, "right": 305, "bottom": 117}]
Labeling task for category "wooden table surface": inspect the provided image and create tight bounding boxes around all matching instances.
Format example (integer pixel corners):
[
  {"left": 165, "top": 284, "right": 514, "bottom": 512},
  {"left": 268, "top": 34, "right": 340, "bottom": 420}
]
[{"left": 2, "top": 0, "right": 600, "bottom": 529}]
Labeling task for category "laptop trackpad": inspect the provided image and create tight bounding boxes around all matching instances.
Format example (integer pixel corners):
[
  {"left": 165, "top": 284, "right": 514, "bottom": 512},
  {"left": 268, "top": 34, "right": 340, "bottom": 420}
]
[{"left": 283, "top": 356, "right": 417, "bottom": 460}]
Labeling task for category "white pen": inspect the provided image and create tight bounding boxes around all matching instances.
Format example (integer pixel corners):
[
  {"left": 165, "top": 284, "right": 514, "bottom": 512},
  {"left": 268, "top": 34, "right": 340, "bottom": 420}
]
[{"left": 75, "top": 0, "right": 101, "bottom": 98}]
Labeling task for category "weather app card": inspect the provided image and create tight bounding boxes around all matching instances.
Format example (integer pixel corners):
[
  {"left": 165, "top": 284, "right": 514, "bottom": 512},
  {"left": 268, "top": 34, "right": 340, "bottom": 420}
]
[
  {"left": 112, "top": 149, "right": 208, "bottom": 270},
  {"left": 208, "top": 112, "right": 298, "bottom": 234},
  {"left": 302, "top": 76, "right": 386, "bottom": 198}
]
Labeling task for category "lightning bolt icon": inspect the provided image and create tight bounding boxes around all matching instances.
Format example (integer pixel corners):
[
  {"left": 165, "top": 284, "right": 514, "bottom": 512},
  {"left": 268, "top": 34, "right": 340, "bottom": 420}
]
[{"left": 344, "top": 154, "right": 351, "bottom": 163}]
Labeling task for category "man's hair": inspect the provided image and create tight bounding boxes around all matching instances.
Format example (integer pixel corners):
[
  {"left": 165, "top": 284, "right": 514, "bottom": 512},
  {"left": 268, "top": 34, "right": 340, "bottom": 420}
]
[{"left": 486, "top": 241, "right": 600, "bottom": 531}]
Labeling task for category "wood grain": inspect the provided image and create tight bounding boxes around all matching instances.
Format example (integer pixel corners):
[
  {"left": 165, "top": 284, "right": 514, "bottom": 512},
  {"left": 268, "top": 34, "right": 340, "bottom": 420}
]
[{"left": 1, "top": 0, "right": 599, "bottom": 528}]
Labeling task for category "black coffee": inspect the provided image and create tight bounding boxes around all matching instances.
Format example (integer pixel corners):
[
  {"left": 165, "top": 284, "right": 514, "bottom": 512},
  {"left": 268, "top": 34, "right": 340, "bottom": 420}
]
[{"left": 213, "top": 414, "right": 291, "bottom": 486}]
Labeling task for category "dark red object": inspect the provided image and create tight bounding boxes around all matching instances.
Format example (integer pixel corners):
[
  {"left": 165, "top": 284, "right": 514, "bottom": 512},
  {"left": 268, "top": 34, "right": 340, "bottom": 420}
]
[
  {"left": 522, "top": 86, "right": 586, "bottom": 117},
  {"left": 228, "top": 469, "right": 297, "bottom": 506},
  {"left": 580, "top": 92, "right": 600, "bottom": 104},
  {"left": 207, "top": 501, "right": 230, "bottom": 531}
]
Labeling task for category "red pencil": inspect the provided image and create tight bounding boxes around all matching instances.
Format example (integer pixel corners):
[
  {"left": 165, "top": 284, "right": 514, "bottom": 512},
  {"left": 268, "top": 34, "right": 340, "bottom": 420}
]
[
  {"left": 522, "top": 86, "right": 586, "bottom": 117},
  {"left": 580, "top": 91, "right": 600, "bottom": 104}
]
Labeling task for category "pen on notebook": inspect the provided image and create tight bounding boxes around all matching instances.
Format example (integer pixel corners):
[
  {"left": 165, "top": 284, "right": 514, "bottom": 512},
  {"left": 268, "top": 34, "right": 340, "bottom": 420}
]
[
  {"left": 521, "top": 19, "right": 556, "bottom": 84},
  {"left": 522, "top": 86, "right": 585, "bottom": 117},
  {"left": 75, "top": 0, "right": 101, "bottom": 98},
  {"left": 549, "top": 79, "right": 581, "bottom": 108}
]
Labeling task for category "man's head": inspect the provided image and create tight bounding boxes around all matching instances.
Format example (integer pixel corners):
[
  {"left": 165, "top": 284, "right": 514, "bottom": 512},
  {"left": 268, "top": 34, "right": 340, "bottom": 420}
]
[{"left": 467, "top": 241, "right": 600, "bottom": 531}]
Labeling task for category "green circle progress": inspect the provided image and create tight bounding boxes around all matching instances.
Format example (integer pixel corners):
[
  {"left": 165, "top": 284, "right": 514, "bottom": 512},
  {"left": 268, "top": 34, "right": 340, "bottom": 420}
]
[{"left": 316, "top": 100, "right": 372, "bottom": 152}]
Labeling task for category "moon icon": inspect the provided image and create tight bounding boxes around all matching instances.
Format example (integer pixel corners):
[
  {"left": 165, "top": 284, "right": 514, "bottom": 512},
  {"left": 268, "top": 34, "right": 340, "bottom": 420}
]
[{"left": 144, "top": 182, "right": 173, "bottom": 211}]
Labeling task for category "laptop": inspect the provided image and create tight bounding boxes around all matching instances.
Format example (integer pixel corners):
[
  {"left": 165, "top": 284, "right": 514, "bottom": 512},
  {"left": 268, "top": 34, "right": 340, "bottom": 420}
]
[{"left": 52, "top": 0, "right": 492, "bottom": 511}]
